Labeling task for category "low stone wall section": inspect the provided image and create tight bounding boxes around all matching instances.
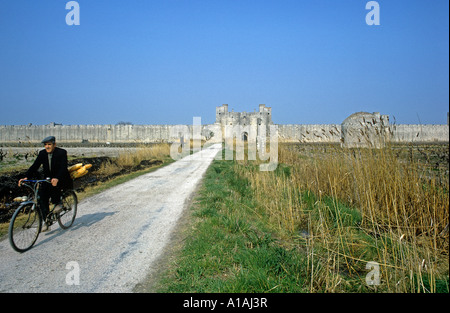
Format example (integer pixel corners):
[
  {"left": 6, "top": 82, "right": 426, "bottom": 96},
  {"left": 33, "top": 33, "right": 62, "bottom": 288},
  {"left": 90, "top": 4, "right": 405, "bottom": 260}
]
[{"left": 390, "top": 124, "right": 449, "bottom": 143}]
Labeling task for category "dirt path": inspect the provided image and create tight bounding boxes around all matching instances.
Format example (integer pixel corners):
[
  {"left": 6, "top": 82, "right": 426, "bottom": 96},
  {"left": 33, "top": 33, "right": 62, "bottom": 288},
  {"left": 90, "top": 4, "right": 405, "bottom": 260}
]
[{"left": 0, "top": 144, "right": 221, "bottom": 292}]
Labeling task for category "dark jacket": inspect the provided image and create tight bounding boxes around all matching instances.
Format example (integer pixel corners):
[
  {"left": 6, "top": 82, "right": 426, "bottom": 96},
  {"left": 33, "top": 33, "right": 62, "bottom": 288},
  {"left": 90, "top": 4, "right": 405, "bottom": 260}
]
[{"left": 26, "top": 147, "right": 72, "bottom": 189}]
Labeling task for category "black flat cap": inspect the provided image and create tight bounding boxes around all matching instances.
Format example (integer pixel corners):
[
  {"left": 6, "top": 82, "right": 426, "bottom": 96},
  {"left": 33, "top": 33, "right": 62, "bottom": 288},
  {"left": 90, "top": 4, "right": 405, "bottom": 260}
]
[{"left": 41, "top": 136, "right": 56, "bottom": 144}]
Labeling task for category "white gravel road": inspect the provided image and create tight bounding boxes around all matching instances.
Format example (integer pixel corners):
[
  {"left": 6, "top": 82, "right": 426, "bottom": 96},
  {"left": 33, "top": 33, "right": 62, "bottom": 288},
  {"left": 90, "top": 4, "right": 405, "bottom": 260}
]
[{"left": 0, "top": 144, "right": 221, "bottom": 293}]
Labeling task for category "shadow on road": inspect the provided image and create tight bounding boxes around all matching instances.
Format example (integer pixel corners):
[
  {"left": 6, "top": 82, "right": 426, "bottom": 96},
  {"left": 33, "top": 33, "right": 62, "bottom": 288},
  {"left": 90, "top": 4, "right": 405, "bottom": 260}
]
[{"left": 34, "top": 211, "right": 117, "bottom": 248}]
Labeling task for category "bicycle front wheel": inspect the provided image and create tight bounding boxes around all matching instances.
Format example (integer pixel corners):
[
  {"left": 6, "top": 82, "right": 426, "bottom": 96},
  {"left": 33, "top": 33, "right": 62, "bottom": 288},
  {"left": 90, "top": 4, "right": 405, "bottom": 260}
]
[
  {"left": 9, "top": 203, "right": 42, "bottom": 253},
  {"left": 58, "top": 190, "right": 77, "bottom": 229}
]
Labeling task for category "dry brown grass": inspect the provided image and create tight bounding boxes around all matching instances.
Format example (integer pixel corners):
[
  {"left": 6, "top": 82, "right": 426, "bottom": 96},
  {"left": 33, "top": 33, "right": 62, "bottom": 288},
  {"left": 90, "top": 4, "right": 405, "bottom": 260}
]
[
  {"left": 235, "top": 143, "right": 449, "bottom": 292},
  {"left": 95, "top": 143, "right": 170, "bottom": 175}
]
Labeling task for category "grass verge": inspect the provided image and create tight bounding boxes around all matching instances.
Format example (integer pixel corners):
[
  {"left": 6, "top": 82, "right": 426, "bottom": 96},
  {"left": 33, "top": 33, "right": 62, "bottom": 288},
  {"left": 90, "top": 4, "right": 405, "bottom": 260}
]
[{"left": 155, "top": 158, "right": 308, "bottom": 293}]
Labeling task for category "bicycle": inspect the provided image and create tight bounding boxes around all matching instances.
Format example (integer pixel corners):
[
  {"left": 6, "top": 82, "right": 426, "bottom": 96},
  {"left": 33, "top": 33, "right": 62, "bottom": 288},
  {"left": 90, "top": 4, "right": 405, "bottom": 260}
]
[{"left": 8, "top": 179, "right": 78, "bottom": 253}]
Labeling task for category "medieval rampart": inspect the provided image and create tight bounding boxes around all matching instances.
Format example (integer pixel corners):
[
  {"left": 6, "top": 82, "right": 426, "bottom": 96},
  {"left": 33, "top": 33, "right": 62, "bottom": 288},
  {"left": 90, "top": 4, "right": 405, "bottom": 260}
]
[{"left": 0, "top": 106, "right": 448, "bottom": 145}]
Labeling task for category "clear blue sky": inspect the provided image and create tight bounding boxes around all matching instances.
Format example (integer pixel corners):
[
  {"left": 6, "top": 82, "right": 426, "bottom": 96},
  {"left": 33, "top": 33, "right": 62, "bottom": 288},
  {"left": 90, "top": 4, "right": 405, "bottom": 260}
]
[{"left": 0, "top": 0, "right": 448, "bottom": 125}]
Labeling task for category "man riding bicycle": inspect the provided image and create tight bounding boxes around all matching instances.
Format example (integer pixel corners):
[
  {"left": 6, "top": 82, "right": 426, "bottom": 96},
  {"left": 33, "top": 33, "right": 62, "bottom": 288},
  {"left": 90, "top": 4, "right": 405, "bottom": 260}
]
[{"left": 18, "top": 136, "right": 73, "bottom": 232}]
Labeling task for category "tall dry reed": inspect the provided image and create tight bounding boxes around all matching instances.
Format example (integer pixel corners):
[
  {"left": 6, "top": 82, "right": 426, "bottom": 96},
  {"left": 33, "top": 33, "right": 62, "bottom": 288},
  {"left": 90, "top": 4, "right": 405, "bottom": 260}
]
[{"left": 236, "top": 143, "right": 449, "bottom": 292}]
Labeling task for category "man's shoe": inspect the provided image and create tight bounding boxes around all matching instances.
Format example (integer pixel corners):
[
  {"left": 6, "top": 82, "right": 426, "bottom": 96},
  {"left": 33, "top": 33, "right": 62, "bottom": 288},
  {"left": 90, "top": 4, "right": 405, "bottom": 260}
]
[
  {"left": 53, "top": 204, "right": 63, "bottom": 214},
  {"left": 41, "top": 223, "right": 50, "bottom": 232}
]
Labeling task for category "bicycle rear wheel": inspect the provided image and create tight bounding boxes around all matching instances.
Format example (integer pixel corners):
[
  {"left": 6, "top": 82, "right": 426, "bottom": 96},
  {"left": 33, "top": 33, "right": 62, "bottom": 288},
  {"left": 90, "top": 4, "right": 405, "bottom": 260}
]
[
  {"left": 9, "top": 203, "right": 42, "bottom": 253},
  {"left": 58, "top": 190, "right": 77, "bottom": 229}
]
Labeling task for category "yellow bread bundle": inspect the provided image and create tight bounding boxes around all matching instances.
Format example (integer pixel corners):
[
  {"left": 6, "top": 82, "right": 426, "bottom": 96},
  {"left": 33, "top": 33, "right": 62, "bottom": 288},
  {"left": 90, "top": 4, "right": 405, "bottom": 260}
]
[
  {"left": 68, "top": 163, "right": 83, "bottom": 172},
  {"left": 68, "top": 163, "right": 92, "bottom": 179}
]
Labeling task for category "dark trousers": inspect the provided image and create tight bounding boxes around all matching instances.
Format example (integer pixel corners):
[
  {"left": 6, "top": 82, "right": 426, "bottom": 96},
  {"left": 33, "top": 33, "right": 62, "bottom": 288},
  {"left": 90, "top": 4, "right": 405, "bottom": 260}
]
[{"left": 38, "top": 184, "right": 62, "bottom": 221}]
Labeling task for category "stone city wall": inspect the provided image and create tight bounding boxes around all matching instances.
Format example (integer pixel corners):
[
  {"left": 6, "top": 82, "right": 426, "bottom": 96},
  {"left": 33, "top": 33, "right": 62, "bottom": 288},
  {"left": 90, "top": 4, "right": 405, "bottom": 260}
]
[
  {"left": 277, "top": 124, "right": 342, "bottom": 143},
  {"left": 390, "top": 124, "right": 449, "bottom": 143},
  {"left": 277, "top": 124, "right": 448, "bottom": 144},
  {"left": 0, "top": 124, "right": 187, "bottom": 144},
  {"left": 0, "top": 121, "right": 448, "bottom": 145}
]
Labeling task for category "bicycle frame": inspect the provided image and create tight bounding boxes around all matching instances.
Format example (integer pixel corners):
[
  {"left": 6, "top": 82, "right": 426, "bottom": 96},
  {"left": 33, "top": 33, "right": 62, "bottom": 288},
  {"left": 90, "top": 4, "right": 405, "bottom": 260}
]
[
  {"left": 19, "top": 179, "right": 51, "bottom": 214},
  {"left": 20, "top": 179, "right": 77, "bottom": 223}
]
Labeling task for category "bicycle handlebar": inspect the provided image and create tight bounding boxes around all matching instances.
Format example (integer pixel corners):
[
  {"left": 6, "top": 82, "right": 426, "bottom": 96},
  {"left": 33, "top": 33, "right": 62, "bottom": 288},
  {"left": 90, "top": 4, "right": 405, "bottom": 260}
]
[
  {"left": 22, "top": 179, "right": 51, "bottom": 183},
  {"left": 19, "top": 178, "right": 52, "bottom": 188}
]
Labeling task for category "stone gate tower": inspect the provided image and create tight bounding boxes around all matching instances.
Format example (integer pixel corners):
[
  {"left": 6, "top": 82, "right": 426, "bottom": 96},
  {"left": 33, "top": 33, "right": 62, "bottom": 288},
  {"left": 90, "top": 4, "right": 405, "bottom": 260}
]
[
  {"left": 215, "top": 104, "right": 273, "bottom": 142},
  {"left": 215, "top": 104, "right": 272, "bottom": 128}
]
